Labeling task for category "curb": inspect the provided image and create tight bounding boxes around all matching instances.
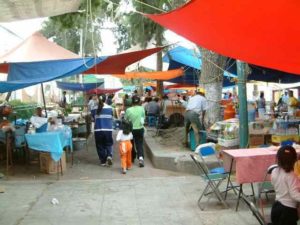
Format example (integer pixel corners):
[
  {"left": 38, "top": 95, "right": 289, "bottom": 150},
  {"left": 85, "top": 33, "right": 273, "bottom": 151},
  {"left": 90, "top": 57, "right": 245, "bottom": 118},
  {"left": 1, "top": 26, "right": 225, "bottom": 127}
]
[{"left": 144, "top": 133, "right": 220, "bottom": 175}]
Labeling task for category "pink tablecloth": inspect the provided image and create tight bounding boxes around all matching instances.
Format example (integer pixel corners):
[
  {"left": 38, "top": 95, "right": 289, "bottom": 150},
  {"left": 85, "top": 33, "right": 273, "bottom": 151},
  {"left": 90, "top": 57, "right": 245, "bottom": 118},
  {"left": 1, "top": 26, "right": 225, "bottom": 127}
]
[{"left": 222, "top": 147, "right": 278, "bottom": 184}]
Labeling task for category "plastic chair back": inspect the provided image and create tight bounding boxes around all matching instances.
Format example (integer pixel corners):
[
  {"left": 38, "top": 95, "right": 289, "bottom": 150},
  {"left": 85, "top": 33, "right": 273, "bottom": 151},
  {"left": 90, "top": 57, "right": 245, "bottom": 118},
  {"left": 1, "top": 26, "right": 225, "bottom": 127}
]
[{"left": 200, "top": 146, "right": 215, "bottom": 157}]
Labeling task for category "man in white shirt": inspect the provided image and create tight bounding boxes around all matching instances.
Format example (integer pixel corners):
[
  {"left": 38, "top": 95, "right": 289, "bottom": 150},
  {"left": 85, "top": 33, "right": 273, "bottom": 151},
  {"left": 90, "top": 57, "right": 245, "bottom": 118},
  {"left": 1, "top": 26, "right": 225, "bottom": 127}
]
[{"left": 184, "top": 88, "right": 208, "bottom": 147}]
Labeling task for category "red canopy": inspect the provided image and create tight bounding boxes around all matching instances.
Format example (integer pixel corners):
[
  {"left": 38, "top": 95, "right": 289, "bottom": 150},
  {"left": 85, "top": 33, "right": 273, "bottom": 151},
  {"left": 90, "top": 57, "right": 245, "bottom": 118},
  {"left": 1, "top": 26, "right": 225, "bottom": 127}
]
[
  {"left": 146, "top": 0, "right": 300, "bottom": 74},
  {"left": 87, "top": 88, "right": 122, "bottom": 95},
  {"left": 84, "top": 47, "right": 164, "bottom": 74}
]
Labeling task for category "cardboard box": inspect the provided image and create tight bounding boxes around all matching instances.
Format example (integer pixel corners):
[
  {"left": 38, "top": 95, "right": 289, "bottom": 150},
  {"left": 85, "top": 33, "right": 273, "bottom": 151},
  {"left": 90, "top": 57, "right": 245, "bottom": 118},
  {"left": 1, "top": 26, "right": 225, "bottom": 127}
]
[
  {"left": 39, "top": 151, "right": 66, "bottom": 174},
  {"left": 249, "top": 134, "right": 264, "bottom": 147}
]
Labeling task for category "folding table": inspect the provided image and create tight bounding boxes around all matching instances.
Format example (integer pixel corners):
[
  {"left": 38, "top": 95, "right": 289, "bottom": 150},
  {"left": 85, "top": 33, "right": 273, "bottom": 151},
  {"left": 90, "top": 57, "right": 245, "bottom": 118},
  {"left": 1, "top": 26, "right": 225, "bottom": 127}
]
[
  {"left": 25, "top": 128, "right": 72, "bottom": 179},
  {"left": 222, "top": 147, "right": 279, "bottom": 210}
]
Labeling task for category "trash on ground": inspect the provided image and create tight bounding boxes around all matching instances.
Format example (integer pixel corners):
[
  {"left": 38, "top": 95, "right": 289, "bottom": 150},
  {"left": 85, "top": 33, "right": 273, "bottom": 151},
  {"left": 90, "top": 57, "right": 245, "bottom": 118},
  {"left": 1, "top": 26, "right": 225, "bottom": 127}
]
[{"left": 51, "top": 198, "right": 59, "bottom": 205}]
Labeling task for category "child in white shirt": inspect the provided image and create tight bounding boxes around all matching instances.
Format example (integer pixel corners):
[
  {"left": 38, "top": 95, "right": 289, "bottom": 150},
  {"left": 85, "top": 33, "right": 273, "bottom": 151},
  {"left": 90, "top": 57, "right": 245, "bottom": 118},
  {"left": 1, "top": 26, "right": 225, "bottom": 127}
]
[
  {"left": 116, "top": 120, "right": 133, "bottom": 174},
  {"left": 271, "top": 145, "right": 300, "bottom": 225}
]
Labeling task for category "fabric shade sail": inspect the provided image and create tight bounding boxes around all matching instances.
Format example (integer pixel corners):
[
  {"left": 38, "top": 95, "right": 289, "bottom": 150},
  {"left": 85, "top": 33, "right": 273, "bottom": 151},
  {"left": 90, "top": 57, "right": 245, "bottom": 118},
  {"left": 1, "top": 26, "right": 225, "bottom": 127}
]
[
  {"left": 163, "top": 46, "right": 235, "bottom": 86},
  {"left": 113, "top": 68, "right": 184, "bottom": 80},
  {"left": 146, "top": 0, "right": 300, "bottom": 74},
  {"left": 0, "top": 32, "right": 164, "bottom": 93},
  {"left": 84, "top": 47, "right": 164, "bottom": 75},
  {"left": 0, "top": 57, "right": 106, "bottom": 93},
  {"left": 87, "top": 88, "right": 122, "bottom": 95},
  {"left": 0, "top": 32, "right": 79, "bottom": 68},
  {"left": 225, "top": 59, "right": 300, "bottom": 83},
  {"left": 56, "top": 81, "right": 104, "bottom": 92}
]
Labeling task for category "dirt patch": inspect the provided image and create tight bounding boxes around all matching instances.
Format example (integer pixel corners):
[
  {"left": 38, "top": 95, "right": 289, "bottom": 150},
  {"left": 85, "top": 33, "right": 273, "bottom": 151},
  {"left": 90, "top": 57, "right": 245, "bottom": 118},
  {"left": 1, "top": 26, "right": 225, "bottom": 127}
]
[{"left": 151, "top": 126, "right": 188, "bottom": 150}]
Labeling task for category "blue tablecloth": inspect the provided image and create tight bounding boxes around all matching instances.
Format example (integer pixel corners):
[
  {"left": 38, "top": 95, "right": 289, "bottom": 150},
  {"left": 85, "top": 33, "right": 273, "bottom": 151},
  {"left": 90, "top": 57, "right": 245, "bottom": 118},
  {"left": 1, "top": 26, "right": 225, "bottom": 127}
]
[{"left": 25, "top": 127, "right": 72, "bottom": 161}]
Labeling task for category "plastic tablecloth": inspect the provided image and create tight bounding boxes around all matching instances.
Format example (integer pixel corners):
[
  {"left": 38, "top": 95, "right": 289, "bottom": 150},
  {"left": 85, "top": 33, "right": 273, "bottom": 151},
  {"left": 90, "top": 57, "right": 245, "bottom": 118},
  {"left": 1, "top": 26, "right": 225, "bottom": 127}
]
[
  {"left": 222, "top": 147, "right": 278, "bottom": 184},
  {"left": 25, "top": 127, "right": 72, "bottom": 161}
]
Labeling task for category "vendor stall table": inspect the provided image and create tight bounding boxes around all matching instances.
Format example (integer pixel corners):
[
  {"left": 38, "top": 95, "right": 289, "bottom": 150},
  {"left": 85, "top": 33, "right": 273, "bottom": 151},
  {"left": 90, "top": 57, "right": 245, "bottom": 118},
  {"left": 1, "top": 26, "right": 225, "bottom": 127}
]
[
  {"left": 25, "top": 127, "right": 72, "bottom": 178},
  {"left": 222, "top": 146, "right": 300, "bottom": 211}
]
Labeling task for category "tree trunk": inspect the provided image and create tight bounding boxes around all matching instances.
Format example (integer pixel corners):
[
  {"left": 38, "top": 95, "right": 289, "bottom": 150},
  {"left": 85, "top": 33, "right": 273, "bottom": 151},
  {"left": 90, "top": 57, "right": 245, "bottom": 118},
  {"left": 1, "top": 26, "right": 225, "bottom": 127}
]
[{"left": 199, "top": 47, "right": 227, "bottom": 127}]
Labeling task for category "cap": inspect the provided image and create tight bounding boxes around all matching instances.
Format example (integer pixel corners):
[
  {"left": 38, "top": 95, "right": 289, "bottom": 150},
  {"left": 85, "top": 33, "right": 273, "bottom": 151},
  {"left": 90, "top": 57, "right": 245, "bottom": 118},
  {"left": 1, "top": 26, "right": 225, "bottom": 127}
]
[{"left": 196, "top": 87, "right": 205, "bottom": 94}]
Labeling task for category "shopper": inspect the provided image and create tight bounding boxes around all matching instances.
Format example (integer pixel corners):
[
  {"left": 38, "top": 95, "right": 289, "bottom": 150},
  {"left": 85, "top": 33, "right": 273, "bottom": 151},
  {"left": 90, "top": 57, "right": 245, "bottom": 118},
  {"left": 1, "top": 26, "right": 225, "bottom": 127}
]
[
  {"left": 271, "top": 145, "right": 300, "bottom": 225},
  {"left": 93, "top": 96, "right": 113, "bottom": 166},
  {"left": 116, "top": 119, "right": 133, "bottom": 174},
  {"left": 256, "top": 91, "right": 266, "bottom": 119},
  {"left": 125, "top": 95, "right": 146, "bottom": 167}
]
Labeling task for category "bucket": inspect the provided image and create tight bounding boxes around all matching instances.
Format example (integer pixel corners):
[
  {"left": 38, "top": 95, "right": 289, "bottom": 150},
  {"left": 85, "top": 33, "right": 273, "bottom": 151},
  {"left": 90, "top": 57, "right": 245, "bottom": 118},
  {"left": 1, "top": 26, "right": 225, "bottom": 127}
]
[
  {"left": 224, "top": 104, "right": 236, "bottom": 120},
  {"left": 189, "top": 129, "right": 207, "bottom": 151},
  {"left": 73, "top": 138, "right": 86, "bottom": 151}
]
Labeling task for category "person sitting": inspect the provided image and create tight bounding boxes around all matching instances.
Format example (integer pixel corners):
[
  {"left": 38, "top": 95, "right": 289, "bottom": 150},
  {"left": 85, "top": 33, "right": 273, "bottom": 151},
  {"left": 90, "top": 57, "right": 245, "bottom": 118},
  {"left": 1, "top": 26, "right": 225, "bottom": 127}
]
[{"left": 35, "top": 107, "right": 43, "bottom": 117}]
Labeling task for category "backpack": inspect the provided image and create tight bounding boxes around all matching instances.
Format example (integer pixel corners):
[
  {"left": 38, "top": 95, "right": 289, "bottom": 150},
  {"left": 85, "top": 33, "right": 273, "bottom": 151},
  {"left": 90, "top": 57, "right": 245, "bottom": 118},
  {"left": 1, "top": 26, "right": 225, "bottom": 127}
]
[{"left": 121, "top": 119, "right": 133, "bottom": 135}]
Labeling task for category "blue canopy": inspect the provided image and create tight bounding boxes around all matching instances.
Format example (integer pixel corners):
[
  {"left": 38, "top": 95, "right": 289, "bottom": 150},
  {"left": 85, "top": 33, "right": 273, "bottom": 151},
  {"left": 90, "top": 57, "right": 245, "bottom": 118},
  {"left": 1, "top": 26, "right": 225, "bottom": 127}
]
[
  {"left": 225, "top": 59, "right": 300, "bottom": 83},
  {"left": 0, "top": 57, "right": 106, "bottom": 93},
  {"left": 56, "top": 81, "right": 104, "bottom": 92},
  {"left": 163, "top": 46, "right": 235, "bottom": 87}
]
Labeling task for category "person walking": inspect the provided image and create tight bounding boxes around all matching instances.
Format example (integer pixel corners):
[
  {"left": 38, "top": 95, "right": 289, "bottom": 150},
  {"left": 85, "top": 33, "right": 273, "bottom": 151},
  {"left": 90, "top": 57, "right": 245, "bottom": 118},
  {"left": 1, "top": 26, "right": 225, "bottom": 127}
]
[
  {"left": 184, "top": 88, "right": 208, "bottom": 147},
  {"left": 92, "top": 96, "right": 114, "bottom": 166},
  {"left": 116, "top": 120, "right": 133, "bottom": 174},
  {"left": 125, "top": 95, "right": 146, "bottom": 167}
]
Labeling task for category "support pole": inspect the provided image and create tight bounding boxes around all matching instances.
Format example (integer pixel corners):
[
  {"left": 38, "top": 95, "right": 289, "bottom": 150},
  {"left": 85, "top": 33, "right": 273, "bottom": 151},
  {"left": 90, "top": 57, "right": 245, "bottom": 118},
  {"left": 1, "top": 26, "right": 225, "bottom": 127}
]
[
  {"left": 237, "top": 60, "right": 249, "bottom": 148},
  {"left": 41, "top": 83, "right": 48, "bottom": 118}
]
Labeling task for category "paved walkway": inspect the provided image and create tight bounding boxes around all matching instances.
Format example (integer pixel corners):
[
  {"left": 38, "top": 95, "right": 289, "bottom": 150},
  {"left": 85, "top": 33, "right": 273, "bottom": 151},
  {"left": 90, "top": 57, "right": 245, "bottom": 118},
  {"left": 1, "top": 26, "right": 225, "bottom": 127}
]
[{"left": 0, "top": 133, "right": 262, "bottom": 225}]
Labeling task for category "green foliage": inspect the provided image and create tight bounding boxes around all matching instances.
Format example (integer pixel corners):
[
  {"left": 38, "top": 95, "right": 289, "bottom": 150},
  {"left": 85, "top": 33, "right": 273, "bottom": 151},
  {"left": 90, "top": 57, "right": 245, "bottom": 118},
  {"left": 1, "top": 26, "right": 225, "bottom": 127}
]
[
  {"left": 8, "top": 100, "right": 37, "bottom": 120},
  {"left": 114, "top": 0, "right": 187, "bottom": 51},
  {"left": 41, "top": 0, "right": 118, "bottom": 55}
]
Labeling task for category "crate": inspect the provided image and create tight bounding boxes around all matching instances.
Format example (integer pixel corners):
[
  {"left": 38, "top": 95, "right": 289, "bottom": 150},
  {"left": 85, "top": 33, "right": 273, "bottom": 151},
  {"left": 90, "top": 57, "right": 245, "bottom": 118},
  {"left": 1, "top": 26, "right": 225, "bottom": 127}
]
[
  {"left": 39, "top": 151, "right": 66, "bottom": 174},
  {"left": 218, "top": 138, "right": 239, "bottom": 147},
  {"left": 271, "top": 135, "right": 300, "bottom": 144},
  {"left": 249, "top": 134, "right": 265, "bottom": 147}
]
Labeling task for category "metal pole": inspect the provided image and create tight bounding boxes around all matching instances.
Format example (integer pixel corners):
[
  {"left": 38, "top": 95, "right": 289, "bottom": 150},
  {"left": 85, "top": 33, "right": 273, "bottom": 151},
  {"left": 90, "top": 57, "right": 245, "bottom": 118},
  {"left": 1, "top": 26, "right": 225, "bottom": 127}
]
[
  {"left": 40, "top": 83, "right": 48, "bottom": 118},
  {"left": 237, "top": 60, "right": 249, "bottom": 148}
]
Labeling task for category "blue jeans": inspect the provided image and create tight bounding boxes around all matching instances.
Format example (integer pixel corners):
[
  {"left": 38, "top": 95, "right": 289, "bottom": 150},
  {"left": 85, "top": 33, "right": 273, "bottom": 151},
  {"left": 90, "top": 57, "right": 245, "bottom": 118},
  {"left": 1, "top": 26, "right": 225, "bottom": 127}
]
[{"left": 94, "top": 131, "right": 113, "bottom": 163}]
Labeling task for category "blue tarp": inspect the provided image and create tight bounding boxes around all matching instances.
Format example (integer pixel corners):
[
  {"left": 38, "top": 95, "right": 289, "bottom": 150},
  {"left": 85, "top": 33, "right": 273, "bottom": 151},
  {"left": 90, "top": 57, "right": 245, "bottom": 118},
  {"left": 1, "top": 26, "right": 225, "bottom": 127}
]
[
  {"left": 56, "top": 81, "right": 104, "bottom": 91},
  {"left": 0, "top": 57, "right": 107, "bottom": 93},
  {"left": 225, "top": 59, "right": 300, "bottom": 83},
  {"left": 163, "top": 46, "right": 236, "bottom": 87}
]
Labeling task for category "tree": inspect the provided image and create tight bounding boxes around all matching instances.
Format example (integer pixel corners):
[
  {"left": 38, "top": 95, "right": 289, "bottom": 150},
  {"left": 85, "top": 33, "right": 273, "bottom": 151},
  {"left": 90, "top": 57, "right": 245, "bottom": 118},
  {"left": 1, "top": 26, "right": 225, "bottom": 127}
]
[
  {"left": 199, "top": 47, "right": 227, "bottom": 126},
  {"left": 113, "top": 0, "right": 186, "bottom": 96},
  {"left": 41, "top": 0, "right": 115, "bottom": 55}
]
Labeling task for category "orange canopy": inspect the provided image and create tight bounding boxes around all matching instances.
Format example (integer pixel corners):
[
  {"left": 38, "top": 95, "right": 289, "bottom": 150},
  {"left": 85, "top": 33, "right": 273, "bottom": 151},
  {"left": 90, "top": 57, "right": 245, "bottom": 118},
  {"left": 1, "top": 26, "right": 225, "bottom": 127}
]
[{"left": 114, "top": 68, "right": 184, "bottom": 80}]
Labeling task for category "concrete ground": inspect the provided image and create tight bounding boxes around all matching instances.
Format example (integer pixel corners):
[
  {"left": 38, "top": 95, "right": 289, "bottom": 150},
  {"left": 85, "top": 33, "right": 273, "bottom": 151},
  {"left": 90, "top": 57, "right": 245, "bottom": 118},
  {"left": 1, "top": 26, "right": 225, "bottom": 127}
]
[{"left": 0, "top": 132, "right": 266, "bottom": 225}]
